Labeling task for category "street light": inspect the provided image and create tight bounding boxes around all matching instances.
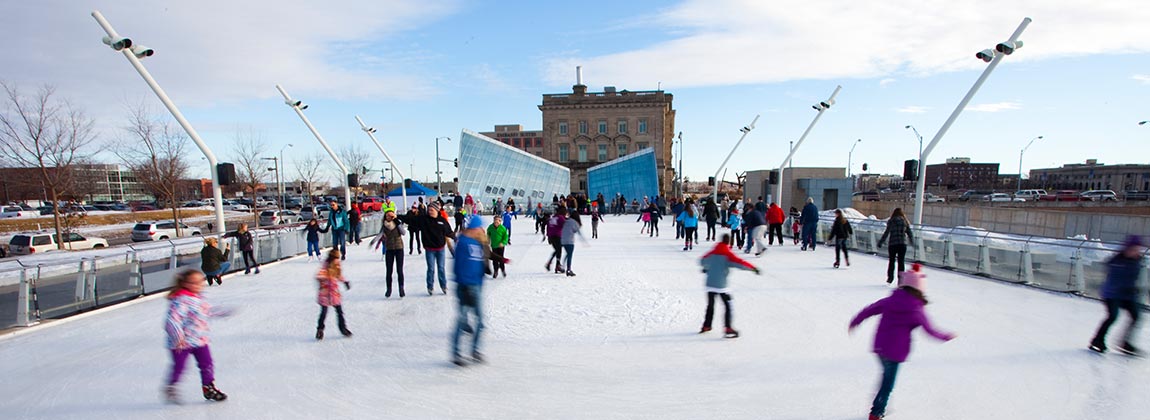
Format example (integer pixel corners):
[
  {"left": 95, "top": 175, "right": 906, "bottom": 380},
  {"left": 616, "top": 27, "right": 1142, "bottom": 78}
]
[
  {"left": 261, "top": 157, "right": 280, "bottom": 209},
  {"left": 91, "top": 10, "right": 225, "bottom": 234},
  {"left": 677, "top": 131, "right": 684, "bottom": 198},
  {"left": 275, "top": 84, "right": 352, "bottom": 211},
  {"left": 1017, "top": 135, "right": 1043, "bottom": 192},
  {"left": 912, "top": 17, "right": 1032, "bottom": 228},
  {"left": 356, "top": 115, "right": 410, "bottom": 212},
  {"left": 776, "top": 85, "right": 843, "bottom": 208},
  {"left": 848, "top": 139, "right": 862, "bottom": 178},
  {"left": 280, "top": 143, "right": 292, "bottom": 209},
  {"left": 435, "top": 136, "right": 451, "bottom": 195},
  {"left": 711, "top": 115, "right": 760, "bottom": 202}
]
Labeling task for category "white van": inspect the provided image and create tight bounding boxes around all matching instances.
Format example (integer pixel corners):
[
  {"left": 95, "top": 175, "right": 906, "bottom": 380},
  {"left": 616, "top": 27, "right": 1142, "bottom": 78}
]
[{"left": 1013, "top": 190, "right": 1047, "bottom": 201}]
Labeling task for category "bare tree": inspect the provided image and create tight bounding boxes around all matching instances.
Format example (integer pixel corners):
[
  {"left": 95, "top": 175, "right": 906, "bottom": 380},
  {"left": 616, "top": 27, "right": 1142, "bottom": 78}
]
[
  {"left": 337, "top": 144, "right": 373, "bottom": 197},
  {"left": 0, "top": 82, "right": 95, "bottom": 249},
  {"left": 232, "top": 127, "right": 268, "bottom": 225},
  {"left": 114, "top": 104, "right": 191, "bottom": 235},
  {"left": 294, "top": 152, "right": 325, "bottom": 206}
]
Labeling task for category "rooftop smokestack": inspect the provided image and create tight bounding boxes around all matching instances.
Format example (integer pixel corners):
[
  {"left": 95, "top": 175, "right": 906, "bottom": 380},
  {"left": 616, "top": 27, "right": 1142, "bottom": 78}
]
[{"left": 576, "top": 66, "right": 584, "bottom": 86}]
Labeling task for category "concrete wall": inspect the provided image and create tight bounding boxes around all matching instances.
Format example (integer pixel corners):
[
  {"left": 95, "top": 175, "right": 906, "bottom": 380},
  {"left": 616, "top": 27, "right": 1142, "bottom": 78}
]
[{"left": 851, "top": 201, "right": 1150, "bottom": 242}]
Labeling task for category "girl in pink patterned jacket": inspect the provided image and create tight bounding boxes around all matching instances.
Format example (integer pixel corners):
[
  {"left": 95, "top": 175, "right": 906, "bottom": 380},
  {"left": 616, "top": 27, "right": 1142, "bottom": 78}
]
[
  {"left": 316, "top": 249, "right": 353, "bottom": 340},
  {"left": 163, "top": 269, "right": 228, "bottom": 404}
]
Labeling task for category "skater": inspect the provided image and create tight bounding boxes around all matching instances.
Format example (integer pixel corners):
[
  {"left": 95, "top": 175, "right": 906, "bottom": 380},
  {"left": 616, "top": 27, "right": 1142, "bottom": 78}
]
[
  {"left": 645, "top": 202, "right": 662, "bottom": 237},
  {"left": 561, "top": 211, "right": 585, "bottom": 276},
  {"left": 590, "top": 205, "right": 604, "bottom": 239},
  {"left": 699, "top": 234, "right": 761, "bottom": 338},
  {"left": 403, "top": 205, "right": 423, "bottom": 255},
  {"left": 451, "top": 215, "right": 488, "bottom": 366},
  {"left": 789, "top": 206, "right": 802, "bottom": 245},
  {"left": 677, "top": 203, "right": 699, "bottom": 251},
  {"left": 487, "top": 216, "right": 509, "bottom": 278},
  {"left": 304, "top": 218, "right": 328, "bottom": 261},
  {"left": 877, "top": 208, "right": 914, "bottom": 284},
  {"left": 199, "top": 237, "right": 231, "bottom": 286},
  {"left": 849, "top": 269, "right": 955, "bottom": 420},
  {"left": 828, "top": 209, "right": 854, "bottom": 268},
  {"left": 349, "top": 204, "right": 362, "bottom": 245},
  {"left": 1089, "top": 235, "right": 1146, "bottom": 355},
  {"left": 224, "top": 223, "right": 259, "bottom": 275},
  {"left": 501, "top": 206, "right": 515, "bottom": 245},
  {"left": 800, "top": 197, "right": 820, "bottom": 251},
  {"left": 726, "top": 207, "right": 744, "bottom": 248},
  {"left": 315, "top": 249, "right": 353, "bottom": 340},
  {"left": 703, "top": 199, "right": 719, "bottom": 241},
  {"left": 671, "top": 198, "right": 685, "bottom": 239},
  {"left": 742, "top": 204, "right": 764, "bottom": 253},
  {"left": 163, "top": 269, "right": 229, "bottom": 404},
  {"left": 412, "top": 203, "right": 456, "bottom": 295},
  {"left": 545, "top": 207, "right": 568, "bottom": 274},
  {"left": 767, "top": 202, "right": 785, "bottom": 245},
  {"left": 638, "top": 206, "right": 651, "bottom": 234},
  {"left": 370, "top": 210, "right": 406, "bottom": 298},
  {"left": 326, "top": 201, "right": 350, "bottom": 260}
]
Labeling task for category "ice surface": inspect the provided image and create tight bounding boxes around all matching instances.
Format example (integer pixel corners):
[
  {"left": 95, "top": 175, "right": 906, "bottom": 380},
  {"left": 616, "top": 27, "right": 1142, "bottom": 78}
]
[{"left": 0, "top": 216, "right": 1146, "bottom": 419}]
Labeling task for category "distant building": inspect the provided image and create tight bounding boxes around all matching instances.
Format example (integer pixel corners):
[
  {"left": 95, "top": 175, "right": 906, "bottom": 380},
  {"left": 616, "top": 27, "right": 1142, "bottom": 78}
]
[
  {"left": 857, "top": 173, "right": 905, "bottom": 192},
  {"left": 923, "top": 157, "right": 1001, "bottom": 190},
  {"left": 479, "top": 125, "right": 545, "bottom": 157},
  {"left": 539, "top": 83, "right": 676, "bottom": 196},
  {"left": 745, "top": 167, "right": 852, "bottom": 211},
  {"left": 0, "top": 164, "right": 151, "bottom": 203},
  {"left": 1029, "top": 159, "right": 1150, "bottom": 191}
]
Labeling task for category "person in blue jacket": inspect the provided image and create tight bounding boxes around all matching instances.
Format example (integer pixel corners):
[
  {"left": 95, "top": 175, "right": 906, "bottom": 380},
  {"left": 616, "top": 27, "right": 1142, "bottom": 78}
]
[
  {"left": 1089, "top": 235, "right": 1146, "bottom": 356},
  {"left": 726, "top": 207, "right": 744, "bottom": 248},
  {"left": 326, "top": 200, "right": 351, "bottom": 260},
  {"left": 501, "top": 206, "right": 515, "bottom": 245},
  {"left": 799, "top": 197, "right": 820, "bottom": 251},
  {"left": 452, "top": 215, "right": 490, "bottom": 366},
  {"left": 677, "top": 203, "right": 700, "bottom": 251}
]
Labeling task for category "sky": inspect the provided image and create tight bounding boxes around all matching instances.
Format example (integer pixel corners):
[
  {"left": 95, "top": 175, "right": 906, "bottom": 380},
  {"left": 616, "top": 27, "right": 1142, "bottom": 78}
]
[{"left": 2, "top": 0, "right": 1149, "bottom": 187}]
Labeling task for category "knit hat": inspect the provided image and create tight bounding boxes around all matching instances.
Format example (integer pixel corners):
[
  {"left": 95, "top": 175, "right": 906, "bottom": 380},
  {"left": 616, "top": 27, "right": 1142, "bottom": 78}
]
[
  {"left": 898, "top": 270, "right": 926, "bottom": 292},
  {"left": 1125, "top": 235, "right": 1144, "bottom": 248},
  {"left": 466, "top": 214, "right": 484, "bottom": 229}
]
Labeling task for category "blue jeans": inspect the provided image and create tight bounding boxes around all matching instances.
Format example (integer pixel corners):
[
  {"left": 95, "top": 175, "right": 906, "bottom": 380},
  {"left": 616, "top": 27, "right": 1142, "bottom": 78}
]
[
  {"left": 351, "top": 223, "right": 362, "bottom": 244},
  {"left": 451, "top": 283, "right": 484, "bottom": 358},
  {"left": 332, "top": 230, "right": 347, "bottom": 257},
  {"left": 563, "top": 244, "right": 575, "bottom": 272},
  {"left": 203, "top": 261, "right": 231, "bottom": 278},
  {"left": 801, "top": 224, "right": 817, "bottom": 249},
  {"left": 307, "top": 240, "right": 320, "bottom": 256},
  {"left": 425, "top": 249, "right": 447, "bottom": 290},
  {"left": 871, "top": 357, "right": 902, "bottom": 417}
]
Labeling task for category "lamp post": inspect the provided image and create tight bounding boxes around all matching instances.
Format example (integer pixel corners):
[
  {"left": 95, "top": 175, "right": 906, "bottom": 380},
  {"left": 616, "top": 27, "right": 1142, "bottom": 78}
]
[
  {"left": 261, "top": 157, "right": 279, "bottom": 208},
  {"left": 91, "top": 10, "right": 226, "bottom": 233},
  {"left": 435, "top": 136, "right": 451, "bottom": 195},
  {"left": 677, "top": 131, "right": 684, "bottom": 198},
  {"left": 280, "top": 143, "right": 292, "bottom": 209},
  {"left": 1017, "top": 136, "right": 1043, "bottom": 192},
  {"left": 712, "top": 115, "right": 760, "bottom": 202},
  {"left": 913, "top": 17, "right": 1032, "bottom": 228},
  {"left": 275, "top": 84, "right": 352, "bottom": 211},
  {"left": 848, "top": 139, "right": 862, "bottom": 178},
  {"left": 356, "top": 115, "right": 410, "bottom": 212},
  {"left": 776, "top": 85, "right": 842, "bottom": 208}
]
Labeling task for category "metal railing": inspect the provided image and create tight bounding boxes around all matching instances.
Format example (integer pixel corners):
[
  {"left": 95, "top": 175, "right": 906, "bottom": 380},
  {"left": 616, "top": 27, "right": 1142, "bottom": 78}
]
[{"left": 2, "top": 215, "right": 383, "bottom": 330}]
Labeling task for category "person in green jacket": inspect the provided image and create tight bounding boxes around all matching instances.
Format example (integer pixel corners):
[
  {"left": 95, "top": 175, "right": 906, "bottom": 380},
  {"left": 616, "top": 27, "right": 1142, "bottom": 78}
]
[{"left": 487, "top": 217, "right": 509, "bottom": 278}]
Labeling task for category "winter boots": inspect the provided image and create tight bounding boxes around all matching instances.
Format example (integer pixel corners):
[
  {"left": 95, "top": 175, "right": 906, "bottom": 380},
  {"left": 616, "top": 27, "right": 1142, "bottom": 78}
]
[
  {"left": 724, "top": 328, "right": 740, "bottom": 339},
  {"left": 202, "top": 383, "right": 227, "bottom": 401},
  {"left": 1118, "top": 343, "right": 1142, "bottom": 357},
  {"left": 163, "top": 385, "right": 180, "bottom": 404}
]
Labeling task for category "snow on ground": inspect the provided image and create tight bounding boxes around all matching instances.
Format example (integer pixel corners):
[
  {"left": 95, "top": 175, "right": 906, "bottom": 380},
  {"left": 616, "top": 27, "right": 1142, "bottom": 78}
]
[{"left": 0, "top": 216, "right": 1147, "bottom": 419}]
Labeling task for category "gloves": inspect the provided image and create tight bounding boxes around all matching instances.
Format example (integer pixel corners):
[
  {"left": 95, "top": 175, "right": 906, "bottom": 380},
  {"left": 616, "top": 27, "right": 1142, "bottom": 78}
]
[
  {"left": 753, "top": 267, "right": 762, "bottom": 275},
  {"left": 877, "top": 242, "right": 885, "bottom": 248},
  {"left": 343, "top": 281, "right": 351, "bottom": 290}
]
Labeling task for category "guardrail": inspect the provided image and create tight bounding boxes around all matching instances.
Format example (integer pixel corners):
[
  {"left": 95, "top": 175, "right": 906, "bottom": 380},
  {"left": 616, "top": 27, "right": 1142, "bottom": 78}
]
[{"left": 2, "top": 215, "right": 383, "bottom": 330}]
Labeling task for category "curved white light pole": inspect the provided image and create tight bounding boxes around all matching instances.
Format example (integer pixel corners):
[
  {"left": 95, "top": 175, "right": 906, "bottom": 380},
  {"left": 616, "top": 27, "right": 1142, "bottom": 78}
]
[
  {"left": 1017, "top": 136, "right": 1043, "bottom": 192},
  {"left": 711, "top": 115, "right": 760, "bottom": 202},
  {"left": 275, "top": 84, "right": 352, "bottom": 211},
  {"left": 435, "top": 136, "right": 452, "bottom": 195},
  {"left": 355, "top": 115, "right": 408, "bottom": 212},
  {"left": 91, "top": 10, "right": 226, "bottom": 233},
  {"left": 913, "top": 17, "right": 1032, "bottom": 227},
  {"left": 776, "top": 85, "right": 842, "bottom": 208},
  {"left": 848, "top": 139, "right": 862, "bottom": 178}
]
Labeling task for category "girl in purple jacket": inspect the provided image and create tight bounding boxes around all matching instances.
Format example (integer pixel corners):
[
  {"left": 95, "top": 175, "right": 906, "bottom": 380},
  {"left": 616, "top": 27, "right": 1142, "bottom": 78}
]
[{"left": 849, "top": 268, "right": 955, "bottom": 420}]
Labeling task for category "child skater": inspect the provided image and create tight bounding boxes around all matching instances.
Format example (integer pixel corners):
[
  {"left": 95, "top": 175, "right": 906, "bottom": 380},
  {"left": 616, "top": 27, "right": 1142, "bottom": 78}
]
[
  {"left": 789, "top": 206, "right": 802, "bottom": 245},
  {"left": 164, "top": 269, "right": 229, "bottom": 404},
  {"left": 699, "top": 234, "right": 760, "bottom": 338},
  {"left": 590, "top": 205, "right": 604, "bottom": 239},
  {"left": 678, "top": 204, "right": 700, "bottom": 251},
  {"left": 849, "top": 266, "right": 955, "bottom": 420},
  {"left": 487, "top": 216, "right": 509, "bottom": 278},
  {"left": 305, "top": 218, "right": 328, "bottom": 262},
  {"left": 316, "top": 249, "right": 353, "bottom": 340},
  {"left": 827, "top": 209, "right": 854, "bottom": 268}
]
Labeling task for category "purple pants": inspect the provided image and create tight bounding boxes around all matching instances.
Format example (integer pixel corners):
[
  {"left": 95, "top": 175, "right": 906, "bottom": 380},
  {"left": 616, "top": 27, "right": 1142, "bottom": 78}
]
[{"left": 167, "top": 345, "right": 214, "bottom": 386}]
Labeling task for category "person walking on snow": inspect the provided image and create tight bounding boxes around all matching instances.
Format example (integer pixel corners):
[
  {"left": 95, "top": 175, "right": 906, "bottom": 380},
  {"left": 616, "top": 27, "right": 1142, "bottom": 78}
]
[
  {"left": 370, "top": 210, "right": 407, "bottom": 298},
  {"left": 799, "top": 197, "right": 820, "bottom": 251},
  {"left": 315, "top": 249, "right": 353, "bottom": 340},
  {"left": 487, "top": 216, "right": 509, "bottom": 278},
  {"left": 699, "top": 234, "right": 761, "bottom": 339},
  {"left": 877, "top": 208, "right": 914, "bottom": 284},
  {"left": 163, "top": 269, "right": 230, "bottom": 404},
  {"left": 452, "top": 215, "right": 488, "bottom": 366},
  {"left": 849, "top": 268, "right": 955, "bottom": 420},
  {"left": 677, "top": 204, "right": 700, "bottom": 251},
  {"left": 827, "top": 209, "right": 854, "bottom": 268},
  {"left": 1089, "top": 235, "right": 1146, "bottom": 356}
]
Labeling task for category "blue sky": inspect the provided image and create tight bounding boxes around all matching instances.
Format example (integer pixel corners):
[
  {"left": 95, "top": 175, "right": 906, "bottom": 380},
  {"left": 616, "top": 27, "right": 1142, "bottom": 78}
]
[{"left": 3, "top": 0, "right": 1149, "bottom": 187}]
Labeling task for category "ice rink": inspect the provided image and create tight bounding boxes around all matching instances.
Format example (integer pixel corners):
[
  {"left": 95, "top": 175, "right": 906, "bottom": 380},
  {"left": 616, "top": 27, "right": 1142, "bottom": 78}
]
[{"left": 1, "top": 215, "right": 1147, "bottom": 419}]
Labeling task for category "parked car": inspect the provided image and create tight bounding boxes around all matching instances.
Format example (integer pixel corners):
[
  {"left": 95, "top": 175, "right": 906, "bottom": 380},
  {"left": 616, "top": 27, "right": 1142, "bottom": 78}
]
[
  {"left": 1013, "top": 189, "right": 1047, "bottom": 201},
  {"left": 223, "top": 201, "right": 251, "bottom": 212},
  {"left": 259, "top": 210, "right": 301, "bottom": 226},
  {"left": 359, "top": 196, "right": 384, "bottom": 212},
  {"left": 0, "top": 206, "right": 39, "bottom": 219},
  {"left": 1039, "top": 190, "right": 1083, "bottom": 202},
  {"left": 285, "top": 198, "right": 303, "bottom": 210},
  {"left": 1123, "top": 190, "right": 1150, "bottom": 201},
  {"left": 182, "top": 200, "right": 206, "bottom": 208},
  {"left": 911, "top": 193, "right": 946, "bottom": 203},
  {"left": 958, "top": 190, "right": 995, "bottom": 202},
  {"left": 131, "top": 221, "right": 203, "bottom": 242},
  {"left": 8, "top": 232, "right": 109, "bottom": 255},
  {"left": 300, "top": 205, "right": 330, "bottom": 221},
  {"left": 983, "top": 193, "right": 1023, "bottom": 202},
  {"left": 1079, "top": 190, "right": 1118, "bottom": 202}
]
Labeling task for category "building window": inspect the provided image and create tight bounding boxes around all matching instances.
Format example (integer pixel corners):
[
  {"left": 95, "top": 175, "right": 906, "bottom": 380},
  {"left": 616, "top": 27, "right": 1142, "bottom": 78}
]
[
  {"left": 598, "top": 144, "right": 608, "bottom": 161},
  {"left": 559, "top": 144, "right": 569, "bottom": 163},
  {"left": 638, "top": 142, "right": 649, "bottom": 150},
  {"left": 558, "top": 122, "right": 568, "bottom": 136},
  {"left": 578, "top": 144, "right": 588, "bottom": 162},
  {"left": 638, "top": 119, "right": 648, "bottom": 134},
  {"left": 617, "top": 120, "right": 627, "bottom": 134},
  {"left": 535, "top": 138, "right": 543, "bottom": 147},
  {"left": 597, "top": 120, "right": 607, "bottom": 134},
  {"left": 578, "top": 121, "right": 588, "bottom": 135},
  {"left": 512, "top": 138, "right": 520, "bottom": 147},
  {"left": 617, "top": 143, "right": 627, "bottom": 157}
]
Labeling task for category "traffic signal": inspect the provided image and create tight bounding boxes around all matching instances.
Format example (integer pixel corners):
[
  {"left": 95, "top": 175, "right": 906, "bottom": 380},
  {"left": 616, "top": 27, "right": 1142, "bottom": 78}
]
[
  {"left": 404, "top": 178, "right": 413, "bottom": 189},
  {"left": 768, "top": 170, "right": 779, "bottom": 185},
  {"left": 347, "top": 173, "right": 359, "bottom": 188},
  {"left": 862, "top": 163, "right": 868, "bottom": 172},
  {"left": 903, "top": 160, "right": 919, "bottom": 181},
  {"left": 216, "top": 163, "right": 236, "bottom": 185},
  {"left": 708, "top": 176, "right": 715, "bottom": 186}
]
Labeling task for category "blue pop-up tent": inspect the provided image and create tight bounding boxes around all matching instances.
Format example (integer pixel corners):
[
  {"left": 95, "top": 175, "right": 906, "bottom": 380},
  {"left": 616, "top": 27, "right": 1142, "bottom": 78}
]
[{"left": 386, "top": 181, "right": 438, "bottom": 199}]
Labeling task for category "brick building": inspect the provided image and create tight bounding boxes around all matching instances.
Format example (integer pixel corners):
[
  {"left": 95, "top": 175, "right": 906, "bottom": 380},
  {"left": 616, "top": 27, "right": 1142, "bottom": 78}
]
[
  {"left": 923, "top": 157, "right": 1001, "bottom": 190},
  {"left": 479, "top": 125, "right": 545, "bottom": 157},
  {"left": 1029, "top": 160, "right": 1150, "bottom": 191}
]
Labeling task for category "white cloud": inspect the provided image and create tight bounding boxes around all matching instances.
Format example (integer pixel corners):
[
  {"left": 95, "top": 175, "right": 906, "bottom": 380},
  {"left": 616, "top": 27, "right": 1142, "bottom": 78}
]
[
  {"left": 897, "top": 106, "right": 930, "bottom": 114},
  {"left": 968, "top": 101, "right": 1022, "bottom": 112},
  {"left": 544, "top": 0, "right": 1150, "bottom": 88},
  {"left": 879, "top": 78, "right": 897, "bottom": 87},
  {"left": 1134, "top": 74, "right": 1150, "bottom": 84}
]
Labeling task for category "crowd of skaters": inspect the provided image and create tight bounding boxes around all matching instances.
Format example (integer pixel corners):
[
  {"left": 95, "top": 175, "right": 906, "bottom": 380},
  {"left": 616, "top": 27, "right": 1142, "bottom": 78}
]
[{"left": 165, "top": 191, "right": 1145, "bottom": 419}]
